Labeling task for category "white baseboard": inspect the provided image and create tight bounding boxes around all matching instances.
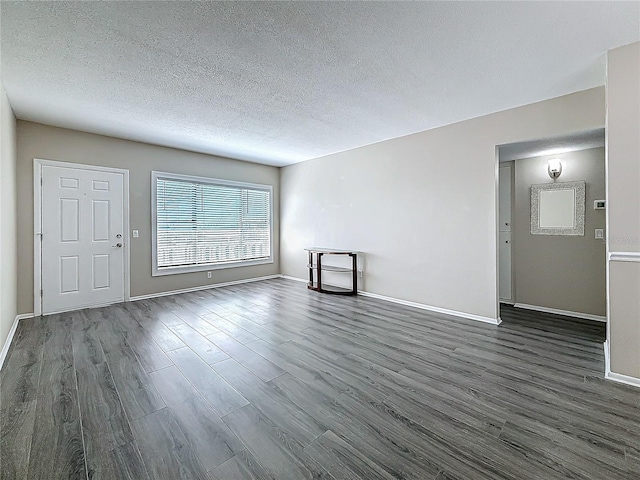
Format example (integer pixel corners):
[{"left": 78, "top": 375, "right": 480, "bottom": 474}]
[
  {"left": 513, "top": 303, "right": 606, "bottom": 323},
  {"left": 129, "top": 274, "right": 282, "bottom": 302},
  {"left": 280, "top": 275, "right": 500, "bottom": 325},
  {"left": 0, "top": 313, "right": 34, "bottom": 370},
  {"left": 44, "top": 301, "right": 125, "bottom": 316},
  {"left": 359, "top": 290, "right": 500, "bottom": 325},
  {"left": 603, "top": 340, "right": 640, "bottom": 388},
  {"left": 281, "top": 275, "right": 307, "bottom": 283},
  {"left": 608, "top": 251, "right": 640, "bottom": 263},
  {"left": 606, "top": 371, "right": 640, "bottom": 388}
]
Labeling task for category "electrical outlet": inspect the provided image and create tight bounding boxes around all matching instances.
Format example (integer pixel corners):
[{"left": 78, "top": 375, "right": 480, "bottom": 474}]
[
  {"left": 595, "top": 229, "right": 604, "bottom": 239},
  {"left": 207, "top": 271, "right": 212, "bottom": 279},
  {"left": 132, "top": 229, "right": 139, "bottom": 238}
]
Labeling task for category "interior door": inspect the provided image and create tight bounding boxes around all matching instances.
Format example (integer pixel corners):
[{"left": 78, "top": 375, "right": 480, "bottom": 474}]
[
  {"left": 41, "top": 165, "right": 125, "bottom": 314},
  {"left": 499, "top": 163, "right": 513, "bottom": 302}
]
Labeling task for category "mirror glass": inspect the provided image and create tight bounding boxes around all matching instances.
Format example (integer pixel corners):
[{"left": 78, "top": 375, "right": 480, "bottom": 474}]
[
  {"left": 539, "top": 189, "right": 576, "bottom": 228},
  {"left": 531, "top": 181, "right": 585, "bottom": 236}
]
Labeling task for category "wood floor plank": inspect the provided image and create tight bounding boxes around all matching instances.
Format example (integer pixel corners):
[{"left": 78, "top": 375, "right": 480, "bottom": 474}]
[
  {"left": 172, "top": 307, "right": 222, "bottom": 336},
  {"left": 303, "top": 430, "right": 397, "bottom": 480},
  {"left": 94, "top": 311, "right": 166, "bottom": 421},
  {"left": 207, "top": 331, "right": 285, "bottom": 382},
  {"left": 273, "top": 339, "right": 393, "bottom": 398},
  {"left": 123, "top": 300, "right": 187, "bottom": 352},
  {"left": 201, "top": 313, "right": 260, "bottom": 344},
  {"left": 0, "top": 318, "right": 45, "bottom": 406},
  {"left": 0, "top": 317, "right": 46, "bottom": 480},
  {"left": 168, "top": 322, "right": 230, "bottom": 365},
  {"left": 87, "top": 441, "right": 149, "bottom": 480},
  {"left": 0, "top": 400, "right": 37, "bottom": 480},
  {"left": 166, "top": 347, "right": 249, "bottom": 417},
  {"left": 110, "top": 304, "right": 174, "bottom": 373},
  {"left": 71, "top": 312, "right": 135, "bottom": 455},
  {"left": 341, "top": 353, "right": 507, "bottom": 438},
  {"left": 72, "top": 317, "right": 147, "bottom": 480},
  {"left": 221, "top": 312, "right": 291, "bottom": 345},
  {"left": 248, "top": 339, "right": 348, "bottom": 398},
  {"left": 26, "top": 315, "right": 86, "bottom": 480},
  {"left": 75, "top": 360, "right": 134, "bottom": 447},
  {"left": 207, "top": 450, "right": 271, "bottom": 480},
  {"left": 131, "top": 408, "right": 209, "bottom": 480},
  {"left": 213, "top": 358, "right": 325, "bottom": 447},
  {"left": 152, "top": 306, "right": 190, "bottom": 328},
  {"left": 269, "top": 373, "right": 442, "bottom": 480},
  {"left": 149, "top": 365, "right": 244, "bottom": 471},
  {"left": 221, "top": 404, "right": 329, "bottom": 480}
]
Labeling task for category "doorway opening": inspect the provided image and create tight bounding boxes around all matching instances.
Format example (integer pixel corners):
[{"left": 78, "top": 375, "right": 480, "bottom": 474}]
[{"left": 495, "top": 129, "right": 607, "bottom": 339}]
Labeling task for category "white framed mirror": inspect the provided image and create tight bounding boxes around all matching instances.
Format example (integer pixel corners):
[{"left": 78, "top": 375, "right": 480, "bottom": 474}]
[{"left": 531, "top": 181, "right": 585, "bottom": 235}]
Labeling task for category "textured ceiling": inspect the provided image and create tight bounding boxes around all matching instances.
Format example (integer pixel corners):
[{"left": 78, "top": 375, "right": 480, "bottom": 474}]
[
  {"left": 1, "top": 2, "right": 638, "bottom": 166},
  {"left": 498, "top": 128, "right": 605, "bottom": 162}
]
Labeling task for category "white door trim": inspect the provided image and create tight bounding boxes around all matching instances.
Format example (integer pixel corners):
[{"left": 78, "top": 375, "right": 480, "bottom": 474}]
[
  {"left": 493, "top": 146, "right": 502, "bottom": 324},
  {"left": 34, "top": 158, "right": 131, "bottom": 316}
]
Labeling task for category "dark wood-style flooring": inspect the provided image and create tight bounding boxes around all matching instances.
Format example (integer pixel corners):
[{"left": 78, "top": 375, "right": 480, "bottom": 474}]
[{"left": 1, "top": 278, "right": 638, "bottom": 479}]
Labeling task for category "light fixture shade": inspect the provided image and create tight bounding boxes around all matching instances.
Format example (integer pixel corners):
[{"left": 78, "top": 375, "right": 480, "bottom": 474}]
[{"left": 548, "top": 158, "right": 562, "bottom": 179}]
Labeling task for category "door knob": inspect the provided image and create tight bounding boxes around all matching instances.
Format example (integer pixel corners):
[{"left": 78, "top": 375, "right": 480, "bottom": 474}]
[{"left": 113, "top": 243, "right": 123, "bottom": 248}]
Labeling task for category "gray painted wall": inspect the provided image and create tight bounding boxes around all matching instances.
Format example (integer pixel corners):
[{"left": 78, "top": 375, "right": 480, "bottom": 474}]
[
  {"left": 16, "top": 121, "right": 280, "bottom": 315},
  {"left": 1, "top": 85, "right": 18, "bottom": 352},
  {"left": 607, "top": 41, "right": 640, "bottom": 379},
  {"left": 280, "top": 87, "right": 605, "bottom": 322},
  {"left": 513, "top": 148, "right": 606, "bottom": 316}
]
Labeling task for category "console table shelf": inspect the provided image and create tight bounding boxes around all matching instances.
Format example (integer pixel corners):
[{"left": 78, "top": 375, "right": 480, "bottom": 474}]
[
  {"left": 306, "top": 263, "right": 353, "bottom": 273},
  {"left": 305, "top": 247, "right": 358, "bottom": 296}
]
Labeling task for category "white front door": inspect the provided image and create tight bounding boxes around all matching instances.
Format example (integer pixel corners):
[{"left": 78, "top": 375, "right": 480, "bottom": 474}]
[{"left": 41, "top": 165, "right": 125, "bottom": 314}]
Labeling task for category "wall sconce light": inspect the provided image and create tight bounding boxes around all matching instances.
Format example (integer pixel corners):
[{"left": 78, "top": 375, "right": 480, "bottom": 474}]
[{"left": 548, "top": 158, "right": 562, "bottom": 179}]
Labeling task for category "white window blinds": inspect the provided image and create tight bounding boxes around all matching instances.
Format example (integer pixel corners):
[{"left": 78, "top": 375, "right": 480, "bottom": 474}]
[{"left": 154, "top": 173, "right": 271, "bottom": 273}]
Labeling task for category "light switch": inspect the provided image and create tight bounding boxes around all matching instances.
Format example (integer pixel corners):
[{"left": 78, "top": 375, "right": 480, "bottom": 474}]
[
  {"left": 595, "top": 229, "right": 604, "bottom": 239},
  {"left": 132, "top": 229, "right": 139, "bottom": 238}
]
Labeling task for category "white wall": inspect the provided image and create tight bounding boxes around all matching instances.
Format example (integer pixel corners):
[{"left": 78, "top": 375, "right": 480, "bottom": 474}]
[
  {"left": 0, "top": 83, "right": 18, "bottom": 352},
  {"left": 281, "top": 87, "right": 605, "bottom": 322},
  {"left": 606, "top": 42, "right": 640, "bottom": 380}
]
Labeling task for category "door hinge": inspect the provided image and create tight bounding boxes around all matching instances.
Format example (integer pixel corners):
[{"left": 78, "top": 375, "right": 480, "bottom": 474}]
[
  {"left": 40, "top": 290, "right": 43, "bottom": 297},
  {"left": 40, "top": 177, "right": 43, "bottom": 186}
]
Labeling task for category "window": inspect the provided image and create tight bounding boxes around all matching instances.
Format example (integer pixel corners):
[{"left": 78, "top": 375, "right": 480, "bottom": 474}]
[{"left": 152, "top": 171, "right": 273, "bottom": 276}]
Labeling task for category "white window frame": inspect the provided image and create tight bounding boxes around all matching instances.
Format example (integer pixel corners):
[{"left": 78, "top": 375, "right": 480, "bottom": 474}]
[{"left": 151, "top": 171, "right": 274, "bottom": 276}]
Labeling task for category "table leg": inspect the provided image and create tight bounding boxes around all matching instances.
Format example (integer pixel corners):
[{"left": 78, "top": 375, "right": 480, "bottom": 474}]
[{"left": 351, "top": 253, "right": 357, "bottom": 295}]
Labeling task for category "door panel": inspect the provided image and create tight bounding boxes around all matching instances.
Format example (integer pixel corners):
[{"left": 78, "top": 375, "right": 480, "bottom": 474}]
[
  {"left": 499, "top": 163, "right": 513, "bottom": 302},
  {"left": 92, "top": 200, "right": 110, "bottom": 241},
  {"left": 499, "top": 232, "right": 512, "bottom": 302},
  {"left": 42, "top": 165, "right": 125, "bottom": 314},
  {"left": 60, "top": 256, "right": 79, "bottom": 293},
  {"left": 93, "top": 254, "right": 111, "bottom": 289},
  {"left": 499, "top": 164, "right": 512, "bottom": 232},
  {"left": 60, "top": 198, "right": 80, "bottom": 241}
]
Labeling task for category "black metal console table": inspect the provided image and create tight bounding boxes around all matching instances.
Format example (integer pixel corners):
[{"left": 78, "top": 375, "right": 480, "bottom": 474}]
[{"left": 305, "top": 247, "right": 358, "bottom": 295}]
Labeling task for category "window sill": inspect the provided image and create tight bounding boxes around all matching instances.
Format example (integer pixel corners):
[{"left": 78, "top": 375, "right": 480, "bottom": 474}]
[{"left": 152, "top": 257, "right": 274, "bottom": 277}]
